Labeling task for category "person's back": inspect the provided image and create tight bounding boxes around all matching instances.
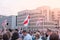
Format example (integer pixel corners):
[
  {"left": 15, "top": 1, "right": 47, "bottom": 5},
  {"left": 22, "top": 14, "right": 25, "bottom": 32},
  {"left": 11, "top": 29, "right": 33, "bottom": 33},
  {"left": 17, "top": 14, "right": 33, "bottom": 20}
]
[
  {"left": 22, "top": 30, "right": 32, "bottom": 40},
  {"left": 24, "top": 34, "right": 32, "bottom": 40},
  {"left": 3, "top": 33, "right": 9, "bottom": 40},
  {"left": 50, "top": 33, "right": 59, "bottom": 40},
  {"left": 16, "top": 38, "right": 22, "bottom": 40},
  {"left": 11, "top": 32, "right": 19, "bottom": 40},
  {"left": 6, "top": 31, "right": 11, "bottom": 40}
]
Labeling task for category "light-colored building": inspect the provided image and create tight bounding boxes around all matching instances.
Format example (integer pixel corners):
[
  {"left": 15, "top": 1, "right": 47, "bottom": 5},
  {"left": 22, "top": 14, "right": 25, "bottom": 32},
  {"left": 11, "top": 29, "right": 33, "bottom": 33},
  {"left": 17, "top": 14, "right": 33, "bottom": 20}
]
[
  {"left": 17, "top": 6, "right": 59, "bottom": 30},
  {"left": 7, "top": 16, "right": 17, "bottom": 29},
  {"left": 52, "top": 8, "right": 60, "bottom": 27},
  {"left": 17, "top": 10, "right": 30, "bottom": 30},
  {"left": 36, "top": 6, "right": 51, "bottom": 21},
  {"left": 17, "top": 10, "right": 39, "bottom": 30}
]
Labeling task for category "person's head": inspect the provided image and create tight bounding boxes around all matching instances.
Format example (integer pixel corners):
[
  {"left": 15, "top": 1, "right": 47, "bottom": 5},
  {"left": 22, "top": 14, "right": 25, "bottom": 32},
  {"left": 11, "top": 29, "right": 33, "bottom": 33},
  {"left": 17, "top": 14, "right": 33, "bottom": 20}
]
[
  {"left": 47, "top": 29, "right": 52, "bottom": 36},
  {"left": 11, "top": 32, "right": 19, "bottom": 40},
  {"left": 8, "top": 29, "right": 12, "bottom": 32},
  {"left": 15, "top": 29, "right": 18, "bottom": 32},
  {"left": 35, "top": 32, "right": 40, "bottom": 39},
  {"left": 30, "top": 31, "right": 33, "bottom": 35},
  {"left": 22, "top": 30, "right": 27, "bottom": 36},
  {"left": 50, "top": 33, "right": 59, "bottom": 40},
  {"left": 40, "top": 31, "right": 44, "bottom": 36},
  {"left": 3, "top": 33, "right": 9, "bottom": 40}
]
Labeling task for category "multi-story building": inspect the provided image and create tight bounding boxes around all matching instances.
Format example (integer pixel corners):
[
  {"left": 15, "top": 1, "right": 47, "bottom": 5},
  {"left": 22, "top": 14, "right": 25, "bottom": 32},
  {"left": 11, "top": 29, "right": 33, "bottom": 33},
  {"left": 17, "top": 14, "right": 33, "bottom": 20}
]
[
  {"left": 17, "top": 10, "right": 30, "bottom": 30},
  {"left": 7, "top": 16, "right": 17, "bottom": 29},
  {"left": 17, "top": 6, "right": 58, "bottom": 30},
  {"left": 52, "top": 8, "right": 60, "bottom": 27},
  {"left": 36, "top": 6, "right": 51, "bottom": 21}
]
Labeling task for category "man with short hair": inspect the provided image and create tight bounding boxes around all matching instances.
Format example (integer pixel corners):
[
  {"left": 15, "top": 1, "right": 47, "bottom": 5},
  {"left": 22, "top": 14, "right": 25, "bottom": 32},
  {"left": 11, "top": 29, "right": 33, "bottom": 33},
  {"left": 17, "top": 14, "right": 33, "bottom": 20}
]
[
  {"left": 22, "top": 30, "right": 32, "bottom": 40},
  {"left": 50, "top": 33, "right": 59, "bottom": 40}
]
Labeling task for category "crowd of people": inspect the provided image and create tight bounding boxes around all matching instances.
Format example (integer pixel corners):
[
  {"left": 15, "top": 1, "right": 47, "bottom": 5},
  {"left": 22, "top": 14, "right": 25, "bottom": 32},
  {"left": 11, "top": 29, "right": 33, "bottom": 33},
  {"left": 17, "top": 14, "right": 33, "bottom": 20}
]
[{"left": 0, "top": 28, "right": 60, "bottom": 40}]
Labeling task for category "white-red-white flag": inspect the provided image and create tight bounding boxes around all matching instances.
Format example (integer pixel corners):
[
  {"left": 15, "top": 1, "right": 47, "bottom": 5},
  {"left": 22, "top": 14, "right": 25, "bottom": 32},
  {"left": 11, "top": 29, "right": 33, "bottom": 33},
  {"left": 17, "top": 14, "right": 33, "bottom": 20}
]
[
  {"left": 2, "top": 19, "right": 7, "bottom": 27},
  {"left": 23, "top": 15, "right": 30, "bottom": 26}
]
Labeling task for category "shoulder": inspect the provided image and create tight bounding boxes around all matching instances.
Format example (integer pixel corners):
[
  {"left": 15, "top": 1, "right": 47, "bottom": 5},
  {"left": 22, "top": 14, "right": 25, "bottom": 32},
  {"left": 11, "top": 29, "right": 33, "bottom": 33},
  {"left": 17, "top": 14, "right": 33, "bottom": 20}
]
[
  {"left": 16, "top": 38, "right": 22, "bottom": 40},
  {"left": 27, "top": 34, "right": 32, "bottom": 38},
  {"left": 24, "top": 34, "right": 32, "bottom": 40}
]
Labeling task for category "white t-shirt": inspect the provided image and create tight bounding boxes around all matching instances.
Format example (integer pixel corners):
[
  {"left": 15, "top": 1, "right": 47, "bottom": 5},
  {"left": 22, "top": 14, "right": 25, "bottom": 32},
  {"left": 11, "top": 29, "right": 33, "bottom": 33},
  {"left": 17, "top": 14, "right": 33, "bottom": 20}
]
[{"left": 23, "top": 34, "right": 32, "bottom": 40}]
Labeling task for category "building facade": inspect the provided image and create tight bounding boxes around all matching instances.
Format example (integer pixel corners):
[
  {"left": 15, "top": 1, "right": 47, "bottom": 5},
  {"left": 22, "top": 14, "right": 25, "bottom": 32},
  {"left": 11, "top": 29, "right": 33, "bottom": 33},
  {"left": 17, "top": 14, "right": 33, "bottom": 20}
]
[
  {"left": 52, "top": 8, "right": 60, "bottom": 27},
  {"left": 17, "top": 6, "right": 58, "bottom": 30},
  {"left": 7, "top": 16, "right": 17, "bottom": 29}
]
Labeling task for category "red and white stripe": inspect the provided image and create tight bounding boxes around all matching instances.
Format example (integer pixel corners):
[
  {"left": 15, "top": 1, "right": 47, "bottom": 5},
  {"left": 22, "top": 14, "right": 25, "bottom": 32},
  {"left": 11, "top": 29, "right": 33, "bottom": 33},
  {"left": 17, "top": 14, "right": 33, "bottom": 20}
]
[{"left": 23, "top": 15, "right": 30, "bottom": 26}]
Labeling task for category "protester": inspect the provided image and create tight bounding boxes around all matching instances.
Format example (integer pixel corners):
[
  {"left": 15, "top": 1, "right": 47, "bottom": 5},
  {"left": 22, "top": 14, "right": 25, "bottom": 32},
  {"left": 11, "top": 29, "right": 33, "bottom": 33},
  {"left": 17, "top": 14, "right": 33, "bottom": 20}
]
[
  {"left": 3, "top": 33, "right": 9, "bottom": 40},
  {"left": 18, "top": 30, "right": 23, "bottom": 38},
  {"left": 0, "top": 27, "right": 60, "bottom": 40},
  {"left": 46, "top": 29, "right": 52, "bottom": 40},
  {"left": 11, "top": 32, "right": 19, "bottom": 40},
  {"left": 35, "top": 32, "right": 41, "bottom": 40},
  {"left": 16, "top": 38, "right": 22, "bottom": 40},
  {"left": 22, "top": 30, "right": 32, "bottom": 40},
  {"left": 40, "top": 32, "right": 46, "bottom": 40},
  {"left": 50, "top": 33, "right": 59, "bottom": 40},
  {"left": 29, "top": 31, "right": 35, "bottom": 40}
]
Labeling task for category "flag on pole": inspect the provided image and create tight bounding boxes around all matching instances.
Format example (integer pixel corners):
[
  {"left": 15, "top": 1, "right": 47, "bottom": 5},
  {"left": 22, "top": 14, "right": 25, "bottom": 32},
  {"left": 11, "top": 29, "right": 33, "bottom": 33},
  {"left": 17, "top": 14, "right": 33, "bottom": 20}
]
[
  {"left": 23, "top": 15, "right": 30, "bottom": 26},
  {"left": 2, "top": 19, "right": 7, "bottom": 27}
]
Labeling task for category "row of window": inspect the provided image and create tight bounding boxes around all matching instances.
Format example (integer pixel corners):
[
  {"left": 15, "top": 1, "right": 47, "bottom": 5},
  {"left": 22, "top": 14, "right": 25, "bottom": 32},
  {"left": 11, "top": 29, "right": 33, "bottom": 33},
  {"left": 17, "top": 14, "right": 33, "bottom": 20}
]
[
  {"left": 17, "top": 17, "right": 46, "bottom": 21},
  {"left": 18, "top": 12, "right": 42, "bottom": 16},
  {"left": 17, "top": 22, "right": 36, "bottom": 25},
  {"left": 18, "top": 12, "right": 45, "bottom": 17},
  {"left": 17, "top": 23, "right": 58, "bottom": 27},
  {"left": 17, "top": 19, "right": 57, "bottom": 24},
  {"left": 17, "top": 23, "right": 57, "bottom": 26},
  {"left": 18, "top": 13, "right": 27, "bottom": 16},
  {"left": 17, "top": 19, "right": 25, "bottom": 21},
  {"left": 17, "top": 16, "right": 26, "bottom": 19},
  {"left": 17, "top": 15, "right": 46, "bottom": 21},
  {"left": 27, "top": 26, "right": 57, "bottom": 29}
]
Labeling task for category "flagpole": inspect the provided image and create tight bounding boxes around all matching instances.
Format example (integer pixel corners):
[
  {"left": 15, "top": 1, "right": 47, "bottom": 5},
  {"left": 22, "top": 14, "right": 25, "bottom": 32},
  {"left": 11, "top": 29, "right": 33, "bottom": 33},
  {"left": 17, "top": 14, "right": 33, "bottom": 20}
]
[{"left": 23, "top": 15, "right": 30, "bottom": 30}]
